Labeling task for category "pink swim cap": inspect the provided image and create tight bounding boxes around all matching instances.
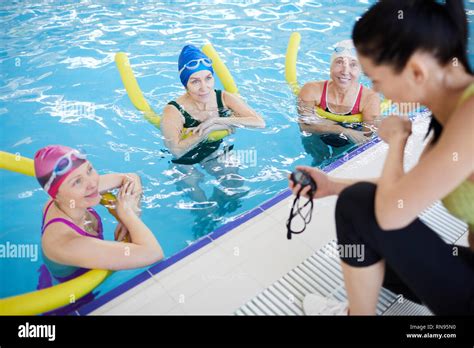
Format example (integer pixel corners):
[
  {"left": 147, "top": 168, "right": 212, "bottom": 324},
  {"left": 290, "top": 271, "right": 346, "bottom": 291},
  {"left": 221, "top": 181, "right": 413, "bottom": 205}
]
[{"left": 34, "top": 145, "right": 87, "bottom": 198}]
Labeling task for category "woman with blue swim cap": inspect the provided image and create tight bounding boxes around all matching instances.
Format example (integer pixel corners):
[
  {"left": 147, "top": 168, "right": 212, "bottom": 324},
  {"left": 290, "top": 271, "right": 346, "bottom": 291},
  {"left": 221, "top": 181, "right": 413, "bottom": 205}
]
[
  {"left": 161, "top": 44, "right": 265, "bottom": 165},
  {"left": 161, "top": 45, "right": 265, "bottom": 238}
]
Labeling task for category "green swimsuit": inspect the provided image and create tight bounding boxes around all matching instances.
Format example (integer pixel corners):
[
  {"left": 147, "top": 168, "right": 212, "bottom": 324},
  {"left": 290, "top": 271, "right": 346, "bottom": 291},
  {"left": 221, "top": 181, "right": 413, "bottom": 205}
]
[
  {"left": 168, "top": 89, "right": 231, "bottom": 165},
  {"left": 441, "top": 83, "right": 474, "bottom": 234}
]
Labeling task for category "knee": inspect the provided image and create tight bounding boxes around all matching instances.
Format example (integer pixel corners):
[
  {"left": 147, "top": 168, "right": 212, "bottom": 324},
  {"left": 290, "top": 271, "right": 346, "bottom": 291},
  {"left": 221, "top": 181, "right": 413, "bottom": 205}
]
[
  {"left": 335, "top": 182, "right": 377, "bottom": 241},
  {"left": 335, "top": 181, "right": 377, "bottom": 218}
]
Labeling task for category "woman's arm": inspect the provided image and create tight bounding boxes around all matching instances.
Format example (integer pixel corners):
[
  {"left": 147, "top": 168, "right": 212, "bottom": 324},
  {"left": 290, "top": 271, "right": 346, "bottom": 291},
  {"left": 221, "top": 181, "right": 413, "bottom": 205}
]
[
  {"left": 299, "top": 118, "right": 341, "bottom": 133},
  {"left": 43, "top": 180, "right": 164, "bottom": 270},
  {"left": 161, "top": 105, "right": 208, "bottom": 158},
  {"left": 98, "top": 174, "right": 126, "bottom": 193},
  {"left": 297, "top": 82, "right": 371, "bottom": 144},
  {"left": 289, "top": 165, "right": 378, "bottom": 199},
  {"left": 99, "top": 173, "right": 142, "bottom": 219},
  {"left": 215, "top": 91, "right": 265, "bottom": 128},
  {"left": 297, "top": 81, "right": 320, "bottom": 114},
  {"left": 329, "top": 177, "right": 379, "bottom": 195},
  {"left": 98, "top": 173, "right": 142, "bottom": 193},
  {"left": 43, "top": 231, "right": 163, "bottom": 271},
  {"left": 300, "top": 120, "right": 371, "bottom": 145},
  {"left": 42, "top": 212, "right": 163, "bottom": 270},
  {"left": 192, "top": 92, "right": 264, "bottom": 136},
  {"left": 375, "top": 97, "right": 474, "bottom": 230}
]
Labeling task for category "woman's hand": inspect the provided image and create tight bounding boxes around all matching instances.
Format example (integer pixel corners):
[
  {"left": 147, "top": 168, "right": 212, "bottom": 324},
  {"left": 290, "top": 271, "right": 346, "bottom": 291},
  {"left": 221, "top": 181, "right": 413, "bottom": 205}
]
[
  {"left": 191, "top": 118, "right": 219, "bottom": 136},
  {"left": 120, "top": 174, "right": 142, "bottom": 216},
  {"left": 185, "top": 121, "right": 233, "bottom": 137},
  {"left": 288, "top": 166, "right": 334, "bottom": 199},
  {"left": 116, "top": 180, "right": 139, "bottom": 220},
  {"left": 114, "top": 223, "right": 131, "bottom": 242},
  {"left": 121, "top": 174, "right": 141, "bottom": 192},
  {"left": 344, "top": 128, "right": 372, "bottom": 145},
  {"left": 377, "top": 115, "right": 412, "bottom": 144}
]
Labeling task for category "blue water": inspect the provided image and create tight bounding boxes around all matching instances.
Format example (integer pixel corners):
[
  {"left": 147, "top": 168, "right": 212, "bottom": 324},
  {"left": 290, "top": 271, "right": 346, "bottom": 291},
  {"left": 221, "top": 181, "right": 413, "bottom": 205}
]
[{"left": 1, "top": 0, "right": 473, "bottom": 304}]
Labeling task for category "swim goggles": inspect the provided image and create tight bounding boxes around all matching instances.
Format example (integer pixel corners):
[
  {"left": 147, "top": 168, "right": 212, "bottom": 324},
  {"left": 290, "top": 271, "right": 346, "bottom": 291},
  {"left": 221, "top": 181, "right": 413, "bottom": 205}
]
[
  {"left": 179, "top": 57, "right": 213, "bottom": 75},
  {"left": 44, "top": 150, "right": 87, "bottom": 193},
  {"left": 334, "top": 46, "right": 357, "bottom": 55}
]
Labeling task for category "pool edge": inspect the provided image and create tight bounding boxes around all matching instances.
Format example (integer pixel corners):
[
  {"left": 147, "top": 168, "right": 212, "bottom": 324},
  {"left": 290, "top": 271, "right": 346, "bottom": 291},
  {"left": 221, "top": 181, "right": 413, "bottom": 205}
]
[{"left": 74, "top": 136, "right": 382, "bottom": 315}]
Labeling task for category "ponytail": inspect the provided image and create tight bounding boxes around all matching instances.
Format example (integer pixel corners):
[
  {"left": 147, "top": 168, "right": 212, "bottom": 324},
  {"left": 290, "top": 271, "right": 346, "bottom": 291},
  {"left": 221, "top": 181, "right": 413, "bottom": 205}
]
[
  {"left": 444, "top": 0, "right": 472, "bottom": 74},
  {"left": 425, "top": 1, "right": 472, "bottom": 144}
]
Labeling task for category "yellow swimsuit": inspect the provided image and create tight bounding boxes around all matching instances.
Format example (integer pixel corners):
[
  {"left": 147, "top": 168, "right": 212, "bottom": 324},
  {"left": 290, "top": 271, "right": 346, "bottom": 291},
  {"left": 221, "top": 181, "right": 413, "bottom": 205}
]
[{"left": 441, "top": 83, "right": 474, "bottom": 235}]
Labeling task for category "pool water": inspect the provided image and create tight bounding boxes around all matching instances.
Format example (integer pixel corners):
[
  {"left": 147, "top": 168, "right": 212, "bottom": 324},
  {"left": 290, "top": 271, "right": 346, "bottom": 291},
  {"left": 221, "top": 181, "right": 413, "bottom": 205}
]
[{"left": 1, "top": 0, "right": 473, "bottom": 305}]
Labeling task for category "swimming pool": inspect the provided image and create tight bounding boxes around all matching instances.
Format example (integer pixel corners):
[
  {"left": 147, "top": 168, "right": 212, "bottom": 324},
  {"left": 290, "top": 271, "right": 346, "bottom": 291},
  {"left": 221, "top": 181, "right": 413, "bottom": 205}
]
[{"left": 1, "top": 0, "right": 472, "bottom": 313}]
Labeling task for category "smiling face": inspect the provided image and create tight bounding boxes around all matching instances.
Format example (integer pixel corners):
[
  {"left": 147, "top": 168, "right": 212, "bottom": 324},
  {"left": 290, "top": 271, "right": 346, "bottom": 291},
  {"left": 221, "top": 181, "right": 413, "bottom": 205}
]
[
  {"left": 330, "top": 56, "right": 361, "bottom": 88},
  {"left": 56, "top": 161, "right": 100, "bottom": 208},
  {"left": 186, "top": 70, "right": 215, "bottom": 103}
]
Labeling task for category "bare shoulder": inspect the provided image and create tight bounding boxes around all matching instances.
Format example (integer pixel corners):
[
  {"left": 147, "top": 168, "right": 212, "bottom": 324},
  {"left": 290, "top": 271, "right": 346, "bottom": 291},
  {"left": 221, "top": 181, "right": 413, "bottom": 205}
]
[
  {"left": 450, "top": 92, "right": 474, "bottom": 122},
  {"left": 162, "top": 103, "right": 184, "bottom": 125},
  {"left": 41, "top": 217, "right": 78, "bottom": 260},
  {"left": 299, "top": 81, "right": 324, "bottom": 101},
  {"left": 162, "top": 103, "right": 180, "bottom": 116},
  {"left": 419, "top": 95, "right": 473, "bottom": 162},
  {"left": 221, "top": 90, "right": 239, "bottom": 107}
]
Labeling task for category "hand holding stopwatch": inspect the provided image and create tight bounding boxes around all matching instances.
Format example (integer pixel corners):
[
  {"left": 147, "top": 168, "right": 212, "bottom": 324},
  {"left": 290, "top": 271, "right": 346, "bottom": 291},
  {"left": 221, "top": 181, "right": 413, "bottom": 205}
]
[
  {"left": 286, "top": 169, "right": 318, "bottom": 240},
  {"left": 289, "top": 170, "right": 317, "bottom": 196}
]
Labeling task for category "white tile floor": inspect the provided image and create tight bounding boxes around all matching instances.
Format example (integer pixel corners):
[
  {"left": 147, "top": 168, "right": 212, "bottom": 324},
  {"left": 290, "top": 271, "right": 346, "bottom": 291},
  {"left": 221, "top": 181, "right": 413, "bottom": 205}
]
[{"left": 91, "top": 116, "right": 431, "bottom": 315}]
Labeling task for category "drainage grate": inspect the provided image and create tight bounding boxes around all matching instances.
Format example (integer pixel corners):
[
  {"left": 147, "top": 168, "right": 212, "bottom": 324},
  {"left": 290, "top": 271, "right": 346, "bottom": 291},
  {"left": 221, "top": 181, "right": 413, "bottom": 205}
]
[{"left": 235, "top": 201, "right": 467, "bottom": 316}]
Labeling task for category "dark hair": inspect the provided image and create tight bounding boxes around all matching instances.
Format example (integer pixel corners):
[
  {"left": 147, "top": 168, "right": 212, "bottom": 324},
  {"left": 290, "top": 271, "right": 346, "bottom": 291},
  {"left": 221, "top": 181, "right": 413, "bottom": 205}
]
[{"left": 353, "top": 0, "right": 472, "bottom": 144}]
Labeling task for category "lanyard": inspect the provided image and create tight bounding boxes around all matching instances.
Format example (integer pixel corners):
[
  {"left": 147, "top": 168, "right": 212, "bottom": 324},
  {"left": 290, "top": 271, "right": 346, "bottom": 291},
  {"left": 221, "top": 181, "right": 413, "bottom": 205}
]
[{"left": 286, "top": 186, "right": 314, "bottom": 240}]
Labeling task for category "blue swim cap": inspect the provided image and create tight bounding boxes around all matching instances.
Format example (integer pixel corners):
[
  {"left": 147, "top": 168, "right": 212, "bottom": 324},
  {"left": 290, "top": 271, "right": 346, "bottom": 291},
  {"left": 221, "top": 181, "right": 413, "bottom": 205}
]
[{"left": 178, "top": 45, "right": 214, "bottom": 87}]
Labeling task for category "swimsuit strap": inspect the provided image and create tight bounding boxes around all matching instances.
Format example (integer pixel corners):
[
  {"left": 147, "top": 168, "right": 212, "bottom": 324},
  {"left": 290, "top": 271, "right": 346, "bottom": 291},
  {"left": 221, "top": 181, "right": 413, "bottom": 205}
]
[
  {"left": 167, "top": 101, "right": 200, "bottom": 128},
  {"left": 215, "top": 89, "right": 224, "bottom": 114},
  {"left": 41, "top": 200, "right": 103, "bottom": 238},
  {"left": 168, "top": 89, "right": 229, "bottom": 128},
  {"left": 41, "top": 200, "right": 55, "bottom": 229},
  {"left": 350, "top": 84, "right": 363, "bottom": 115},
  {"left": 42, "top": 216, "right": 102, "bottom": 239},
  {"left": 319, "top": 81, "right": 329, "bottom": 110},
  {"left": 323, "top": 81, "right": 363, "bottom": 116},
  {"left": 215, "top": 89, "right": 232, "bottom": 118},
  {"left": 216, "top": 89, "right": 223, "bottom": 109}
]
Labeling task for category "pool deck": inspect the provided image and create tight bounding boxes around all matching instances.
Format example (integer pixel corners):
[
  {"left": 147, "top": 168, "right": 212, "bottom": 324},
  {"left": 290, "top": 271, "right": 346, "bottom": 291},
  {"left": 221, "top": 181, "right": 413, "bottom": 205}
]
[{"left": 90, "top": 116, "right": 431, "bottom": 315}]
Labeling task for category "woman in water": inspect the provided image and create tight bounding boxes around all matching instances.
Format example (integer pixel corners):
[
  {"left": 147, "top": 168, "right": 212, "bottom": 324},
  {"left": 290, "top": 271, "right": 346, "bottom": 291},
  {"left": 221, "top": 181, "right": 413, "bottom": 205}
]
[
  {"left": 36, "top": 145, "right": 164, "bottom": 293},
  {"left": 291, "top": 0, "right": 473, "bottom": 315},
  {"left": 297, "top": 39, "right": 380, "bottom": 167},
  {"left": 298, "top": 39, "right": 380, "bottom": 145},
  {"left": 161, "top": 45, "right": 265, "bottom": 237},
  {"left": 161, "top": 44, "right": 265, "bottom": 164}
]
